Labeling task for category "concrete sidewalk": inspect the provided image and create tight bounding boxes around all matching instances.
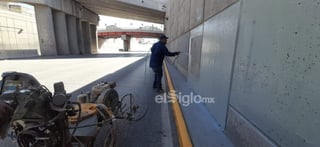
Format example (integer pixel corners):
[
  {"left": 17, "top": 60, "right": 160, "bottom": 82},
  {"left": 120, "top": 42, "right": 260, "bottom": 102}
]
[{"left": 165, "top": 61, "right": 234, "bottom": 147}]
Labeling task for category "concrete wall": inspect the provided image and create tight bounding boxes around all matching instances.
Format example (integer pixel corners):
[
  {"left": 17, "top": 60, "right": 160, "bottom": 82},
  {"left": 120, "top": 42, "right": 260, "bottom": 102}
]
[
  {"left": 227, "top": 0, "right": 320, "bottom": 146},
  {"left": 0, "top": 0, "right": 99, "bottom": 58},
  {"left": 166, "top": 0, "right": 240, "bottom": 127},
  {"left": 199, "top": 3, "right": 240, "bottom": 128},
  {"left": 1, "top": 0, "right": 99, "bottom": 25},
  {"left": 0, "top": 2, "right": 40, "bottom": 58},
  {"left": 34, "top": 4, "right": 57, "bottom": 56},
  {"left": 187, "top": 24, "right": 203, "bottom": 93},
  {"left": 53, "top": 10, "right": 70, "bottom": 55},
  {"left": 66, "top": 15, "right": 80, "bottom": 55},
  {"left": 76, "top": 18, "right": 85, "bottom": 54},
  {"left": 82, "top": 21, "right": 91, "bottom": 54},
  {"left": 90, "top": 24, "right": 97, "bottom": 54},
  {"left": 165, "top": 0, "right": 320, "bottom": 146}
]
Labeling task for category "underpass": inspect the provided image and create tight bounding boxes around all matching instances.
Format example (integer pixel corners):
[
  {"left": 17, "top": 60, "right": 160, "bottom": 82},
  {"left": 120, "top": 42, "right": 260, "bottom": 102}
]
[
  {"left": 0, "top": 53, "right": 179, "bottom": 147},
  {"left": 0, "top": 0, "right": 319, "bottom": 146}
]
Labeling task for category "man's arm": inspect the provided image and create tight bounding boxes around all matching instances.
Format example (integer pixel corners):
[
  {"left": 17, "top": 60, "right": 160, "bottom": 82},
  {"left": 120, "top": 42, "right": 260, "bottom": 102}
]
[{"left": 163, "top": 45, "right": 180, "bottom": 56}]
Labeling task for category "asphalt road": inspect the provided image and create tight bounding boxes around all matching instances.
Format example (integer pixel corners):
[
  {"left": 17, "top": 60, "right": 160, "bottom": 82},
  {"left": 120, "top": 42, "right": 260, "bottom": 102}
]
[{"left": 0, "top": 53, "right": 145, "bottom": 92}]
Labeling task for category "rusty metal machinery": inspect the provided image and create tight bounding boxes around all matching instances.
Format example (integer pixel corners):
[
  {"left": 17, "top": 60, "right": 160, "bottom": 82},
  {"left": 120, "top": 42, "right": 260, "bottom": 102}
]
[{"left": 0, "top": 72, "right": 146, "bottom": 147}]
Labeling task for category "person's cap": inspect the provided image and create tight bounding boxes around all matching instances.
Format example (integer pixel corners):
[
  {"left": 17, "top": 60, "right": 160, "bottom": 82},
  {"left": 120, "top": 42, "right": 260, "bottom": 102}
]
[{"left": 159, "top": 34, "right": 168, "bottom": 40}]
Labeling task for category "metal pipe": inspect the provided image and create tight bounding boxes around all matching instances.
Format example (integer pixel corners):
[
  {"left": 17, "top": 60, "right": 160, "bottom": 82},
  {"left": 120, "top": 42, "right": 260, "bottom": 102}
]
[{"left": 0, "top": 26, "right": 23, "bottom": 34}]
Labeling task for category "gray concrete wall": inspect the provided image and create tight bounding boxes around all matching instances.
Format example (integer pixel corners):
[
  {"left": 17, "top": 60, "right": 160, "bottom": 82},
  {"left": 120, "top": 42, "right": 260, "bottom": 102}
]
[
  {"left": 76, "top": 18, "right": 84, "bottom": 54},
  {"left": 53, "top": 10, "right": 70, "bottom": 55},
  {"left": 90, "top": 24, "right": 97, "bottom": 54},
  {"left": 0, "top": 0, "right": 98, "bottom": 58},
  {"left": 166, "top": 0, "right": 241, "bottom": 128},
  {"left": 165, "top": 0, "right": 190, "bottom": 40},
  {"left": 1, "top": 0, "right": 99, "bottom": 25},
  {"left": 228, "top": 0, "right": 320, "bottom": 146},
  {"left": 82, "top": 21, "right": 91, "bottom": 54},
  {"left": 66, "top": 15, "right": 80, "bottom": 55},
  {"left": 187, "top": 24, "right": 203, "bottom": 93},
  {"left": 34, "top": 5, "right": 57, "bottom": 56},
  {"left": 190, "top": 0, "right": 204, "bottom": 29},
  {"left": 167, "top": 32, "right": 190, "bottom": 77},
  {"left": 199, "top": 2, "right": 240, "bottom": 128},
  {"left": 166, "top": 0, "right": 320, "bottom": 146},
  {"left": 0, "top": 2, "right": 40, "bottom": 58},
  {"left": 204, "top": 0, "right": 238, "bottom": 20}
]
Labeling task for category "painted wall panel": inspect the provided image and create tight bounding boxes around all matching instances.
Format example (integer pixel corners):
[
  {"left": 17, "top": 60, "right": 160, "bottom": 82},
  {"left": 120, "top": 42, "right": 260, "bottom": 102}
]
[
  {"left": 168, "top": 32, "right": 190, "bottom": 76},
  {"left": 188, "top": 24, "right": 203, "bottom": 93},
  {"left": 230, "top": 0, "right": 320, "bottom": 146},
  {"left": 199, "top": 2, "right": 240, "bottom": 128}
]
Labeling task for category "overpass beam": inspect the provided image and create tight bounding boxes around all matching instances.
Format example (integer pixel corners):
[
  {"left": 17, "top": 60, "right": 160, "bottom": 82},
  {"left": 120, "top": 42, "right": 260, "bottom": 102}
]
[
  {"left": 53, "top": 11, "right": 70, "bottom": 55},
  {"left": 66, "top": 15, "right": 80, "bottom": 55},
  {"left": 34, "top": 5, "right": 57, "bottom": 56}
]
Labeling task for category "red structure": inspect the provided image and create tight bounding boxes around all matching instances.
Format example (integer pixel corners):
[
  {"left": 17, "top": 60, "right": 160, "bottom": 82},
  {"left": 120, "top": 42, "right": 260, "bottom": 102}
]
[{"left": 98, "top": 31, "right": 162, "bottom": 38}]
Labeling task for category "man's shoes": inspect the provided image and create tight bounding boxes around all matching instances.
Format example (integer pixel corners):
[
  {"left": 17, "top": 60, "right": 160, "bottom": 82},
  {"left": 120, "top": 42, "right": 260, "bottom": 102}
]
[{"left": 153, "top": 85, "right": 162, "bottom": 89}]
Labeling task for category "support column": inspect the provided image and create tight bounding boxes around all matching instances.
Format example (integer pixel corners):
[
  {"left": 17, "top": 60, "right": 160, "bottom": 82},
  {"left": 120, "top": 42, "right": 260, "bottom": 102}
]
[
  {"left": 77, "top": 19, "right": 84, "bottom": 54},
  {"left": 34, "top": 5, "right": 57, "bottom": 56},
  {"left": 122, "top": 35, "right": 131, "bottom": 51},
  {"left": 90, "top": 24, "right": 98, "bottom": 54},
  {"left": 53, "top": 11, "right": 70, "bottom": 55},
  {"left": 82, "top": 21, "right": 91, "bottom": 54},
  {"left": 66, "top": 15, "right": 79, "bottom": 55}
]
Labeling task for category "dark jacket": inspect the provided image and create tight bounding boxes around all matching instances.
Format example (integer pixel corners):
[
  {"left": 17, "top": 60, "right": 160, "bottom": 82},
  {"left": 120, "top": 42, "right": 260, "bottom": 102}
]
[{"left": 149, "top": 41, "right": 177, "bottom": 68}]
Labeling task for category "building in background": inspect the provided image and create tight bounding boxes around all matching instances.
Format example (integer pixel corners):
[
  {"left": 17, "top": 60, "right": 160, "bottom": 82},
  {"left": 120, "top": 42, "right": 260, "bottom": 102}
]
[{"left": 0, "top": 2, "right": 39, "bottom": 59}]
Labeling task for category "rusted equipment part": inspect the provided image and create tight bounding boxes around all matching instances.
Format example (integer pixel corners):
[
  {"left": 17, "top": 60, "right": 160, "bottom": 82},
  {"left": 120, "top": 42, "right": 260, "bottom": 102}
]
[
  {"left": 93, "top": 124, "right": 115, "bottom": 147},
  {"left": 90, "top": 82, "right": 116, "bottom": 103},
  {"left": 68, "top": 103, "right": 97, "bottom": 124},
  {"left": 77, "top": 83, "right": 147, "bottom": 122},
  {"left": 96, "top": 89, "right": 119, "bottom": 112},
  {"left": 0, "top": 71, "right": 145, "bottom": 147}
]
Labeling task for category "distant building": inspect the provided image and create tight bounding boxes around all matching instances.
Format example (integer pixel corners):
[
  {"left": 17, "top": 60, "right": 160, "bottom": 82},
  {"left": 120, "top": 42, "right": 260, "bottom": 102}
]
[{"left": 0, "top": 2, "right": 39, "bottom": 59}]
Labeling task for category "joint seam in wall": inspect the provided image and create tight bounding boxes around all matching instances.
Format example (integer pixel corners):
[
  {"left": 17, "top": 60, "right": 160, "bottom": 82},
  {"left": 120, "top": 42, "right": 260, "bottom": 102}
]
[
  {"left": 204, "top": 0, "right": 240, "bottom": 22},
  {"left": 227, "top": 105, "right": 279, "bottom": 146},
  {"left": 225, "top": 0, "right": 242, "bottom": 130},
  {"left": 168, "top": 1, "right": 240, "bottom": 43}
]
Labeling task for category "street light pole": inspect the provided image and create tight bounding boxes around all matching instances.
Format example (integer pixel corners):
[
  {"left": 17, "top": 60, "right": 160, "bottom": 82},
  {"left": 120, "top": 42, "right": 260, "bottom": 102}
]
[{"left": 0, "top": 26, "right": 23, "bottom": 34}]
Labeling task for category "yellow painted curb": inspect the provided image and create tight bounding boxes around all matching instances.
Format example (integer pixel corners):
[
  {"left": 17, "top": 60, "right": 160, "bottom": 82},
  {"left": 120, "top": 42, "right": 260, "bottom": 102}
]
[{"left": 163, "top": 61, "right": 193, "bottom": 147}]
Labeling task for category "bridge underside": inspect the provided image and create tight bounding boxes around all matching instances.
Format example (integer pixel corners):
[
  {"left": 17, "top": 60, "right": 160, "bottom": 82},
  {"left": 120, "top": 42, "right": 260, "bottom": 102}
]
[{"left": 76, "top": 0, "right": 165, "bottom": 24}]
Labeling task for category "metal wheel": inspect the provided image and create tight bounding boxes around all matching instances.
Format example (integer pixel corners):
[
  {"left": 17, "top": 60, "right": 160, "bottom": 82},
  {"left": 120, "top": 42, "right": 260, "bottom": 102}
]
[{"left": 93, "top": 124, "right": 116, "bottom": 147}]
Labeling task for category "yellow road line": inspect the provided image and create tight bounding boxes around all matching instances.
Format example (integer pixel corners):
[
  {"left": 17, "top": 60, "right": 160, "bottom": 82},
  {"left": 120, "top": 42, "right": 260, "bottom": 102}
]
[{"left": 163, "top": 61, "right": 193, "bottom": 147}]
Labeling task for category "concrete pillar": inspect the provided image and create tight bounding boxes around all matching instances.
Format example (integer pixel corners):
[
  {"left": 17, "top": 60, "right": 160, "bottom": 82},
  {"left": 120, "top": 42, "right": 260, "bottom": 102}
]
[
  {"left": 90, "top": 24, "right": 98, "bottom": 54},
  {"left": 81, "top": 21, "right": 91, "bottom": 54},
  {"left": 66, "top": 15, "right": 80, "bottom": 55},
  {"left": 34, "top": 5, "right": 57, "bottom": 56},
  {"left": 122, "top": 35, "right": 131, "bottom": 51},
  {"left": 53, "top": 11, "right": 70, "bottom": 55},
  {"left": 77, "top": 19, "right": 84, "bottom": 54}
]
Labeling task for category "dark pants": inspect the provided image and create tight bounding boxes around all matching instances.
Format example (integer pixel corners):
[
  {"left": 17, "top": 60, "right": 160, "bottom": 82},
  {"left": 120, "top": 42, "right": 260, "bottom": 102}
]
[{"left": 152, "top": 66, "right": 163, "bottom": 89}]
